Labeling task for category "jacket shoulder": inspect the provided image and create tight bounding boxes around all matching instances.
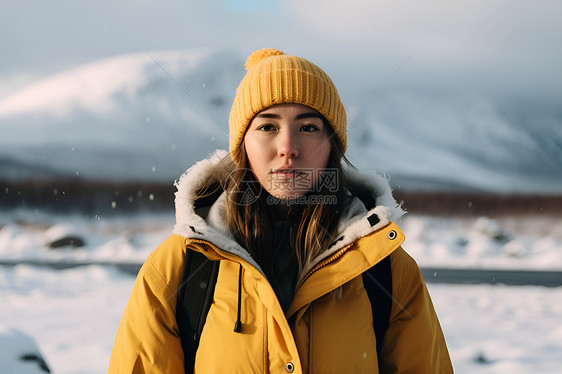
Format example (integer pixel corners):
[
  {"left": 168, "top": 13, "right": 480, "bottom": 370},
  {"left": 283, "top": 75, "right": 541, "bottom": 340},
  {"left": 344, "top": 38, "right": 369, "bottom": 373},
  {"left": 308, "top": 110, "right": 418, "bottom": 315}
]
[
  {"left": 388, "top": 246, "right": 420, "bottom": 287},
  {"left": 108, "top": 234, "right": 187, "bottom": 374},
  {"left": 133, "top": 234, "right": 187, "bottom": 302},
  {"left": 143, "top": 234, "right": 187, "bottom": 289}
]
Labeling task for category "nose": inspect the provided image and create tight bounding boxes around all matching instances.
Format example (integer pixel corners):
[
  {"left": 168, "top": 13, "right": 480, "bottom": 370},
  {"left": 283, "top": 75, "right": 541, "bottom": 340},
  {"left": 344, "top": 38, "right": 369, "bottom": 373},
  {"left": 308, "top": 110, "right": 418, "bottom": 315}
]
[{"left": 277, "top": 131, "right": 299, "bottom": 158}]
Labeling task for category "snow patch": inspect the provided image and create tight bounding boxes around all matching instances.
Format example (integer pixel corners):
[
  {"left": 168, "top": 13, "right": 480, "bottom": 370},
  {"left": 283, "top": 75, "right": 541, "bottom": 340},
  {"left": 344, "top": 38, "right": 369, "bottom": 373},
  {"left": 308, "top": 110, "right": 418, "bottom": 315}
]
[{"left": 0, "top": 325, "right": 50, "bottom": 373}]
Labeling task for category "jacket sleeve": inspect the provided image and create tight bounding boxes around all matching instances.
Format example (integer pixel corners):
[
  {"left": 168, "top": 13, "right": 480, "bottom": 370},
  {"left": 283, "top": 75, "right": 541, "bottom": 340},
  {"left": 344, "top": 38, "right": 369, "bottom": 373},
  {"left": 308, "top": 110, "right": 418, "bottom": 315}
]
[
  {"left": 378, "top": 247, "right": 454, "bottom": 373},
  {"left": 108, "top": 235, "right": 186, "bottom": 374}
]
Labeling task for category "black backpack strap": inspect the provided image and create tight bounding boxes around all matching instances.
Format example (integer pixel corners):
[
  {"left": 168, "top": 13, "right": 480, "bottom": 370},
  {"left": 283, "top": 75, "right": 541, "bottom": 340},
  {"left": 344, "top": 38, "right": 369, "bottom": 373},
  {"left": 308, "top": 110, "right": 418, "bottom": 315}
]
[
  {"left": 176, "top": 247, "right": 220, "bottom": 374},
  {"left": 361, "top": 255, "right": 392, "bottom": 360}
]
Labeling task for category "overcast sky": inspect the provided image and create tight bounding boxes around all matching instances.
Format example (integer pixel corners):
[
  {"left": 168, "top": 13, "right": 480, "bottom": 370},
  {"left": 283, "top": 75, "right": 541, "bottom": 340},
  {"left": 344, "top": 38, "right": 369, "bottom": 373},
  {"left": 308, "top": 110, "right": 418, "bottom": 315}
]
[{"left": 2, "top": 0, "right": 561, "bottom": 104}]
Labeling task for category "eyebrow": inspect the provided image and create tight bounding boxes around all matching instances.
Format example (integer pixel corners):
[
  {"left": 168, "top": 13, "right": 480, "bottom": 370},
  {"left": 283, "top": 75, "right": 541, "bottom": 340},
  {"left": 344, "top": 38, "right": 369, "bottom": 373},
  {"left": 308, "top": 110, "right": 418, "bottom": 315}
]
[
  {"left": 255, "top": 112, "right": 324, "bottom": 120},
  {"left": 295, "top": 112, "right": 324, "bottom": 120},
  {"left": 255, "top": 113, "right": 280, "bottom": 119}
]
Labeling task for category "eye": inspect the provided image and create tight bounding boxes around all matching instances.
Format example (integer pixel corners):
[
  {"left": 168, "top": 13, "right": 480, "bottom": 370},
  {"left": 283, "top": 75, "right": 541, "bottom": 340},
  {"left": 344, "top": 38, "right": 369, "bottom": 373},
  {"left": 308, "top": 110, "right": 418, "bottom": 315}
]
[
  {"left": 257, "top": 124, "right": 277, "bottom": 132},
  {"left": 300, "top": 124, "right": 320, "bottom": 132}
]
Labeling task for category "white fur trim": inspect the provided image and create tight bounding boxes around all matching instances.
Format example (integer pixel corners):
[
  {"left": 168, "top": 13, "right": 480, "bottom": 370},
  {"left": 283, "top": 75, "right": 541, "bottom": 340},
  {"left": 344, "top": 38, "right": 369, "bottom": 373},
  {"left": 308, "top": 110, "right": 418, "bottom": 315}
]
[{"left": 173, "top": 149, "right": 264, "bottom": 274}]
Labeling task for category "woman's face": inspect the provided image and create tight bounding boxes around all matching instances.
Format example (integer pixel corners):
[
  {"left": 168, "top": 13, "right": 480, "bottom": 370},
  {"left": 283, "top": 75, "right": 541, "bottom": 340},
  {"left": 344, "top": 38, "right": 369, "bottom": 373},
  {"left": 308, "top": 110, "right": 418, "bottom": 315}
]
[{"left": 244, "top": 103, "right": 332, "bottom": 200}]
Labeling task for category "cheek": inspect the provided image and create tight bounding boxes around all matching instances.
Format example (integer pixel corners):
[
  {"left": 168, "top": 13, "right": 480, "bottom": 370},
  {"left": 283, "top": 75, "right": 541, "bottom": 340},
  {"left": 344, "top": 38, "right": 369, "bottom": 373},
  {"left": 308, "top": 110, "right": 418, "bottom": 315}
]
[
  {"left": 244, "top": 136, "right": 260, "bottom": 165},
  {"left": 244, "top": 137, "right": 267, "bottom": 180},
  {"left": 244, "top": 133, "right": 267, "bottom": 160},
  {"left": 314, "top": 139, "right": 332, "bottom": 168}
]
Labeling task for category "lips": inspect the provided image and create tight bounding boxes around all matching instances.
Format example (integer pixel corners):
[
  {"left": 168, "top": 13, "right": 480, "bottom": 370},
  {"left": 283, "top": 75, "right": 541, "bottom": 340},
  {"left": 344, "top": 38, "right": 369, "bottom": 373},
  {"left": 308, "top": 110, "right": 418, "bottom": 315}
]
[{"left": 271, "top": 168, "right": 303, "bottom": 178}]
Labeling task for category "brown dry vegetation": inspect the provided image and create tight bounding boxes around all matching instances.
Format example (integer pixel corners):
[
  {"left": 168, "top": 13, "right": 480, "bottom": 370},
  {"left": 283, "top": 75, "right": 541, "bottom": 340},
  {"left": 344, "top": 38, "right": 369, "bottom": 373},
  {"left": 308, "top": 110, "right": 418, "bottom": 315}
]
[{"left": 394, "top": 191, "right": 562, "bottom": 217}]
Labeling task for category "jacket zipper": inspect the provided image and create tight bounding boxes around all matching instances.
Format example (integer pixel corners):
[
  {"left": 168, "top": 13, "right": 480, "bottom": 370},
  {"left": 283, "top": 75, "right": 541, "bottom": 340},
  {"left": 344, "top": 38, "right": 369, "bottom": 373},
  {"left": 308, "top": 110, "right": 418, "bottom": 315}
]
[{"left": 296, "top": 242, "right": 356, "bottom": 291}]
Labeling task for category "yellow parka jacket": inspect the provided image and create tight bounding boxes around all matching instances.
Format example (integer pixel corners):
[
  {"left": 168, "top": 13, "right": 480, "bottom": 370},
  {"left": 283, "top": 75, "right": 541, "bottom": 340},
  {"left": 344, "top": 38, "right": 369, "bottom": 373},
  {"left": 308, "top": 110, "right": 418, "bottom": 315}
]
[{"left": 109, "top": 150, "right": 453, "bottom": 373}]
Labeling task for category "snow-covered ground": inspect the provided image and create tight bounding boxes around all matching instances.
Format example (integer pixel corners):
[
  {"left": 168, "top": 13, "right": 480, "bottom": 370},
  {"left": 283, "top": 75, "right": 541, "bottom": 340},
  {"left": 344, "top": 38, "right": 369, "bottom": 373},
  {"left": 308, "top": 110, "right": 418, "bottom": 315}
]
[
  {"left": 1, "top": 210, "right": 561, "bottom": 373},
  {"left": 1, "top": 210, "right": 560, "bottom": 271},
  {"left": 0, "top": 265, "right": 133, "bottom": 374},
  {"left": 432, "top": 283, "right": 562, "bottom": 373},
  {"left": 403, "top": 215, "right": 562, "bottom": 271},
  {"left": 0, "top": 210, "right": 174, "bottom": 265}
]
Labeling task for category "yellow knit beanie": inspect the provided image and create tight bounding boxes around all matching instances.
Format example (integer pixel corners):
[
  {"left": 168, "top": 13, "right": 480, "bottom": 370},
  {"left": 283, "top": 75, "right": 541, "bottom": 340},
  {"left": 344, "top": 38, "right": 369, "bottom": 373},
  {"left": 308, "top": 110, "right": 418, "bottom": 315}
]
[{"left": 229, "top": 48, "right": 347, "bottom": 164}]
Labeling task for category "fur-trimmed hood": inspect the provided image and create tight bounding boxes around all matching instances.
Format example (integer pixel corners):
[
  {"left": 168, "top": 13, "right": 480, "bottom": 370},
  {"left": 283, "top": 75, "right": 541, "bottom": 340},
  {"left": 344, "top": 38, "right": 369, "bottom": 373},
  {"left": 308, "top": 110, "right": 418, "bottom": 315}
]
[{"left": 173, "top": 149, "right": 405, "bottom": 278}]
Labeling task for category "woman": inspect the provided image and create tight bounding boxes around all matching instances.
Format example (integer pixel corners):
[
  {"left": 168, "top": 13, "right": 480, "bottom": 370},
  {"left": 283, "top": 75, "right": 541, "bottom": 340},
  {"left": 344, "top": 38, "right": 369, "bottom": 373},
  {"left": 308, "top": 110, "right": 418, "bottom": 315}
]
[{"left": 109, "top": 48, "right": 453, "bottom": 373}]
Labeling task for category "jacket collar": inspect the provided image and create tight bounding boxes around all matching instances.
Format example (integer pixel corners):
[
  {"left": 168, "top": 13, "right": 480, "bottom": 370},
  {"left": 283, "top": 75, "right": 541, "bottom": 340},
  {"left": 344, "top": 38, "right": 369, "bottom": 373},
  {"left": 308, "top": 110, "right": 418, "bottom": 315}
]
[{"left": 173, "top": 149, "right": 405, "bottom": 277}]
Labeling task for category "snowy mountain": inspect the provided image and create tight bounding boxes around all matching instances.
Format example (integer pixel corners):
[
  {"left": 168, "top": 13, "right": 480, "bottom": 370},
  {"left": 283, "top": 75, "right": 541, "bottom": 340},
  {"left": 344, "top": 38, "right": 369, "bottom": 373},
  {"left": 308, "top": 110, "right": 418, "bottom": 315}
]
[
  {"left": 0, "top": 49, "right": 240, "bottom": 182},
  {"left": 1, "top": 49, "right": 560, "bottom": 193},
  {"left": 345, "top": 93, "right": 562, "bottom": 194}
]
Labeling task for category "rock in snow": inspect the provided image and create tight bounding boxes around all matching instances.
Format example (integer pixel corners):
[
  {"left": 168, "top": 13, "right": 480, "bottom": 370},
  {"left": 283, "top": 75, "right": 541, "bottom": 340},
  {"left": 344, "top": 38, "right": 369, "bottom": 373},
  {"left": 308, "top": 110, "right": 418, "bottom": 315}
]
[{"left": 0, "top": 325, "right": 51, "bottom": 373}]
